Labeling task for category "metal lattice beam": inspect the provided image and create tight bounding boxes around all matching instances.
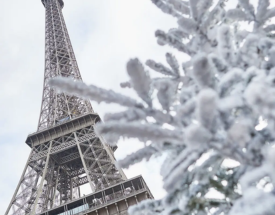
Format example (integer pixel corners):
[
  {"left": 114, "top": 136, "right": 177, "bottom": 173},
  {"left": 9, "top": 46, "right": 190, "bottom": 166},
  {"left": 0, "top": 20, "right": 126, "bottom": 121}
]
[{"left": 37, "top": 0, "right": 93, "bottom": 131}]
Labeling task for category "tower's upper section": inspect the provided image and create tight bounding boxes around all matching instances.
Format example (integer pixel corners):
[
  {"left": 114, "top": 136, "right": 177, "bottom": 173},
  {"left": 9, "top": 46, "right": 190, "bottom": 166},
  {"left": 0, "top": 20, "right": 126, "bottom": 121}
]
[
  {"left": 37, "top": 0, "right": 93, "bottom": 131},
  {"left": 42, "top": 0, "right": 64, "bottom": 8}
]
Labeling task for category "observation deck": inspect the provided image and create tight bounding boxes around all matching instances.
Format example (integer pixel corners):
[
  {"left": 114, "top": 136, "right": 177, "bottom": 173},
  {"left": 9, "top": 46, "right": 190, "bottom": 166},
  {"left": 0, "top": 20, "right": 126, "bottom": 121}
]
[
  {"left": 41, "top": 0, "right": 64, "bottom": 8},
  {"left": 38, "top": 176, "right": 153, "bottom": 215},
  {"left": 26, "top": 113, "right": 100, "bottom": 147}
]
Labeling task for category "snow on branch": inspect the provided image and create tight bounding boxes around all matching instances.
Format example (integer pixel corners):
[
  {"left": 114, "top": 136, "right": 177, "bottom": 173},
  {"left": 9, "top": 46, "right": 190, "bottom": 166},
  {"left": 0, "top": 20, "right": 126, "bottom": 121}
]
[
  {"left": 166, "top": 0, "right": 190, "bottom": 15},
  {"left": 155, "top": 30, "right": 195, "bottom": 55},
  {"left": 163, "top": 147, "right": 205, "bottom": 191},
  {"left": 146, "top": 59, "right": 176, "bottom": 76},
  {"left": 226, "top": 9, "right": 248, "bottom": 21},
  {"left": 200, "top": 0, "right": 226, "bottom": 30},
  {"left": 176, "top": 98, "right": 196, "bottom": 126},
  {"left": 264, "top": 24, "right": 275, "bottom": 33},
  {"left": 128, "top": 199, "right": 163, "bottom": 215},
  {"left": 168, "top": 28, "right": 189, "bottom": 40},
  {"left": 263, "top": 7, "right": 275, "bottom": 21},
  {"left": 189, "top": 0, "right": 199, "bottom": 21},
  {"left": 166, "top": 53, "right": 180, "bottom": 77},
  {"left": 256, "top": 0, "right": 269, "bottom": 22},
  {"left": 151, "top": 0, "right": 182, "bottom": 18},
  {"left": 146, "top": 55, "right": 180, "bottom": 78},
  {"left": 197, "top": 0, "right": 213, "bottom": 21},
  {"left": 177, "top": 17, "right": 198, "bottom": 34},
  {"left": 104, "top": 108, "right": 146, "bottom": 122},
  {"left": 218, "top": 25, "right": 234, "bottom": 65},
  {"left": 146, "top": 108, "right": 175, "bottom": 125},
  {"left": 209, "top": 54, "right": 228, "bottom": 73},
  {"left": 196, "top": 89, "right": 217, "bottom": 130},
  {"left": 238, "top": 0, "right": 255, "bottom": 20},
  {"left": 48, "top": 77, "right": 140, "bottom": 107},
  {"left": 118, "top": 145, "right": 158, "bottom": 169},
  {"left": 95, "top": 122, "right": 183, "bottom": 145},
  {"left": 229, "top": 188, "right": 275, "bottom": 215},
  {"left": 244, "top": 78, "right": 275, "bottom": 117},
  {"left": 227, "top": 120, "right": 253, "bottom": 148},
  {"left": 154, "top": 79, "right": 178, "bottom": 111},
  {"left": 218, "top": 68, "right": 243, "bottom": 97},
  {"left": 192, "top": 53, "right": 215, "bottom": 89},
  {"left": 127, "top": 59, "right": 152, "bottom": 107},
  {"left": 185, "top": 124, "right": 212, "bottom": 147},
  {"left": 120, "top": 81, "right": 131, "bottom": 88}
]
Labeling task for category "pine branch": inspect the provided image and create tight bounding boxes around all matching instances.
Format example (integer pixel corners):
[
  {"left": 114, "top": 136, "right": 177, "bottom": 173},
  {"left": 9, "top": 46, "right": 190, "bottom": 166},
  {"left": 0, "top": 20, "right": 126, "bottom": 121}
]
[{"left": 49, "top": 77, "right": 141, "bottom": 108}]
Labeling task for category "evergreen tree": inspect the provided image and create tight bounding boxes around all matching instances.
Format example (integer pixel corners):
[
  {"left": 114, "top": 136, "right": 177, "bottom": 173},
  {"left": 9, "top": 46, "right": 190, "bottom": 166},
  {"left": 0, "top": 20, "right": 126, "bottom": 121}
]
[{"left": 50, "top": 0, "right": 275, "bottom": 214}]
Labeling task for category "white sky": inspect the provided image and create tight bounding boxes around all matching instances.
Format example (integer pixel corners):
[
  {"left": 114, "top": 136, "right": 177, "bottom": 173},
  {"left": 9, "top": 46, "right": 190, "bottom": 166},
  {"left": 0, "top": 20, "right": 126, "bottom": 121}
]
[{"left": 0, "top": 0, "right": 177, "bottom": 213}]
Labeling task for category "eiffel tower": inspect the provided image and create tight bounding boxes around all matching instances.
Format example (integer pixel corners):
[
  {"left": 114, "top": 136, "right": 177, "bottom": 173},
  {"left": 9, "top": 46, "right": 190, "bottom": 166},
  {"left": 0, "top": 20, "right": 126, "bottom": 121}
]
[{"left": 5, "top": 0, "right": 153, "bottom": 214}]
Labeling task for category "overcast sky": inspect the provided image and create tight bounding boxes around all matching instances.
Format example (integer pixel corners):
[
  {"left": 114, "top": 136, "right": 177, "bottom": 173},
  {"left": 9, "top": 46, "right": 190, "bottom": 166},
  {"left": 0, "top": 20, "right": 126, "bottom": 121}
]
[{"left": 0, "top": 0, "right": 179, "bottom": 213}]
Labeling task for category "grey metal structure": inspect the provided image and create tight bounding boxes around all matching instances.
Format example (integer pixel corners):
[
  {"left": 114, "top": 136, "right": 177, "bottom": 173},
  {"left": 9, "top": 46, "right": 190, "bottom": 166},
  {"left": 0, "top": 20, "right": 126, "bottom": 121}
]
[
  {"left": 5, "top": 0, "right": 153, "bottom": 214},
  {"left": 38, "top": 176, "right": 153, "bottom": 215},
  {"left": 38, "top": 0, "right": 93, "bottom": 131}
]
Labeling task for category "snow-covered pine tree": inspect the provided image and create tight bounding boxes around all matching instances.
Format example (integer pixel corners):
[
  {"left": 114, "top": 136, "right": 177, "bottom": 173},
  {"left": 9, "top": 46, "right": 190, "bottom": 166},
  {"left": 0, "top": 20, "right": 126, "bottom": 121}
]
[{"left": 49, "top": 0, "right": 275, "bottom": 214}]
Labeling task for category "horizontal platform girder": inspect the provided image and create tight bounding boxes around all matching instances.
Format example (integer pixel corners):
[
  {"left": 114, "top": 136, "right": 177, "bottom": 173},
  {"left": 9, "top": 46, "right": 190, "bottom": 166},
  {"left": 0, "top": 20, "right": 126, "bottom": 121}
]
[
  {"left": 38, "top": 176, "right": 153, "bottom": 215},
  {"left": 42, "top": 0, "right": 64, "bottom": 9},
  {"left": 26, "top": 113, "right": 100, "bottom": 147}
]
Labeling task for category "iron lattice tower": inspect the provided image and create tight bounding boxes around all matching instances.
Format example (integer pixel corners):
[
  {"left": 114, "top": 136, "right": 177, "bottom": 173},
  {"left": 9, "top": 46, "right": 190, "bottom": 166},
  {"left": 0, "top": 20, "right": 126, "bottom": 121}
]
[
  {"left": 5, "top": 1, "right": 152, "bottom": 215},
  {"left": 38, "top": 0, "right": 93, "bottom": 131}
]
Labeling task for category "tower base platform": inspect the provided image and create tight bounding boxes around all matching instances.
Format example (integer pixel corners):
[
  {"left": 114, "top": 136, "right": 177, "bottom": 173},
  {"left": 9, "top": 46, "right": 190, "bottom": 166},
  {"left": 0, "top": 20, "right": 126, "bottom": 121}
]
[{"left": 39, "top": 176, "right": 153, "bottom": 215}]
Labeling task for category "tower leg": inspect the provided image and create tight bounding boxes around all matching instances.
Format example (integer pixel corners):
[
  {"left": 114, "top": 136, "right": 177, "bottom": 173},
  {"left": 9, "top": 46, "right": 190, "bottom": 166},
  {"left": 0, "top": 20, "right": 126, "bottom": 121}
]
[
  {"left": 40, "top": 158, "right": 57, "bottom": 211},
  {"left": 5, "top": 150, "right": 34, "bottom": 215},
  {"left": 51, "top": 166, "right": 60, "bottom": 208},
  {"left": 74, "top": 132, "right": 96, "bottom": 192},
  {"left": 31, "top": 141, "right": 52, "bottom": 215},
  {"left": 5, "top": 142, "right": 53, "bottom": 215}
]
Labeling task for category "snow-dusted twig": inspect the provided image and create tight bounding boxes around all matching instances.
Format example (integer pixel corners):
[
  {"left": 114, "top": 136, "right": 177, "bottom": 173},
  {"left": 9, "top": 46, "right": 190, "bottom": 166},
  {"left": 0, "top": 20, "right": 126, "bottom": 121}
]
[
  {"left": 154, "top": 79, "right": 178, "bottom": 111},
  {"left": 163, "top": 148, "right": 205, "bottom": 191},
  {"left": 120, "top": 81, "right": 131, "bottom": 88},
  {"left": 177, "top": 17, "right": 198, "bottom": 34},
  {"left": 127, "top": 59, "right": 152, "bottom": 107},
  {"left": 238, "top": 0, "right": 255, "bottom": 21},
  {"left": 192, "top": 53, "right": 215, "bottom": 89},
  {"left": 189, "top": 0, "right": 199, "bottom": 21},
  {"left": 155, "top": 30, "right": 195, "bottom": 55},
  {"left": 129, "top": 199, "right": 163, "bottom": 215},
  {"left": 263, "top": 7, "right": 275, "bottom": 21},
  {"left": 256, "top": 0, "right": 269, "bottom": 23},
  {"left": 95, "top": 122, "right": 183, "bottom": 145},
  {"left": 197, "top": 0, "right": 213, "bottom": 21},
  {"left": 151, "top": 0, "right": 182, "bottom": 18},
  {"left": 118, "top": 145, "right": 158, "bottom": 169},
  {"left": 104, "top": 108, "right": 146, "bottom": 122},
  {"left": 263, "top": 24, "right": 275, "bottom": 33},
  {"left": 226, "top": 9, "right": 248, "bottom": 21},
  {"left": 146, "top": 59, "right": 175, "bottom": 76},
  {"left": 196, "top": 89, "right": 217, "bottom": 130},
  {"left": 218, "top": 25, "right": 234, "bottom": 65},
  {"left": 49, "top": 77, "right": 141, "bottom": 107},
  {"left": 201, "top": 0, "right": 226, "bottom": 30},
  {"left": 166, "top": 53, "right": 180, "bottom": 77},
  {"left": 166, "top": 0, "right": 190, "bottom": 15}
]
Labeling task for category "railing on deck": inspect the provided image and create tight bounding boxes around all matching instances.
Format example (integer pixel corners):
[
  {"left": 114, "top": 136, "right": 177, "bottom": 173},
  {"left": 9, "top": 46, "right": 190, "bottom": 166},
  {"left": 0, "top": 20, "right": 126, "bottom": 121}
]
[{"left": 40, "top": 176, "right": 152, "bottom": 215}]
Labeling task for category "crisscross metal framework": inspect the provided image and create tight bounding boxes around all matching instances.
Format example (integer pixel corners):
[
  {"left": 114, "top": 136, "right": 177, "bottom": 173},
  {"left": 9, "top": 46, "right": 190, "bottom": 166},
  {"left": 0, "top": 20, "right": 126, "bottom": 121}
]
[
  {"left": 5, "top": 1, "right": 127, "bottom": 215},
  {"left": 38, "top": 0, "right": 93, "bottom": 131}
]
